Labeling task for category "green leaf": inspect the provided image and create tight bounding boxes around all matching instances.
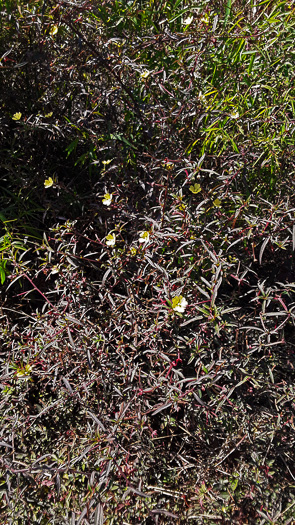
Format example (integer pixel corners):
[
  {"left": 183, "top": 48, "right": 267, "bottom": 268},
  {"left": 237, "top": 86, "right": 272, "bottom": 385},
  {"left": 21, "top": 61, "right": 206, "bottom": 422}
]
[
  {"left": 0, "top": 268, "right": 5, "bottom": 285},
  {"left": 65, "top": 138, "right": 79, "bottom": 158},
  {"left": 189, "top": 183, "right": 202, "bottom": 194},
  {"left": 110, "top": 133, "right": 137, "bottom": 150}
]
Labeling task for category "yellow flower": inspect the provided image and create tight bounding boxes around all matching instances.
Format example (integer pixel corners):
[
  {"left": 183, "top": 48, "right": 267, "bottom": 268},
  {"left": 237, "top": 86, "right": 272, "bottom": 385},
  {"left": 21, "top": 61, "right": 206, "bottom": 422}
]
[
  {"left": 139, "top": 231, "right": 150, "bottom": 243},
  {"left": 16, "top": 364, "right": 32, "bottom": 379},
  {"left": 171, "top": 296, "right": 188, "bottom": 313},
  {"left": 12, "top": 112, "right": 22, "bottom": 121},
  {"left": 189, "top": 183, "right": 202, "bottom": 194},
  {"left": 45, "top": 112, "right": 53, "bottom": 118},
  {"left": 49, "top": 25, "right": 58, "bottom": 36},
  {"left": 102, "top": 159, "right": 112, "bottom": 166},
  {"left": 130, "top": 247, "right": 137, "bottom": 256},
  {"left": 106, "top": 233, "right": 116, "bottom": 247},
  {"left": 44, "top": 177, "right": 54, "bottom": 188},
  {"left": 162, "top": 161, "right": 174, "bottom": 170},
  {"left": 140, "top": 70, "right": 150, "bottom": 79},
  {"left": 213, "top": 198, "right": 222, "bottom": 208},
  {"left": 201, "top": 13, "right": 210, "bottom": 24},
  {"left": 102, "top": 193, "right": 113, "bottom": 206}
]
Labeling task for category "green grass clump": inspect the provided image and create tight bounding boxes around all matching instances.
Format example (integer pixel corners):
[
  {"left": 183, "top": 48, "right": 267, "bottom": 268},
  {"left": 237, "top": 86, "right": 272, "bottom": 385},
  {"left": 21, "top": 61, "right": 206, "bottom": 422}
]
[{"left": 1, "top": 0, "right": 295, "bottom": 523}]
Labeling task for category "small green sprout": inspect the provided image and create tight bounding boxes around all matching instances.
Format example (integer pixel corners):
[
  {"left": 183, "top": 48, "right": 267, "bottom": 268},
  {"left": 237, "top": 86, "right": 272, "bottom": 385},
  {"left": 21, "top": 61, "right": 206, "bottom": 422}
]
[
  {"left": 189, "top": 183, "right": 202, "bottom": 194},
  {"left": 213, "top": 198, "right": 222, "bottom": 208}
]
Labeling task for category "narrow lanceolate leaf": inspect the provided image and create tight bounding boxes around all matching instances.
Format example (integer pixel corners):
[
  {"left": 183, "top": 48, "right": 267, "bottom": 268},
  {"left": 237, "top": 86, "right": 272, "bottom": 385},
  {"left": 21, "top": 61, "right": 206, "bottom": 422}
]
[
  {"left": 122, "top": 486, "right": 149, "bottom": 499},
  {"left": 87, "top": 412, "right": 106, "bottom": 431},
  {"left": 201, "top": 240, "right": 218, "bottom": 262},
  {"left": 0, "top": 441, "right": 13, "bottom": 448},
  {"left": 221, "top": 307, "right": 241, "bottom": 314},
  {"left": 259, "top": 237, "right": 270, "bottom": 265},
  {"left": 94, "top": 503, "right": 104, "bottom": 525},
  {"left": 196, "top": 285, "right": 210, "bottom": 299},
  {"left": 180, "top": 316, "right": 203, "bottom": 327},
  {"left": 55, "top": 473, "right": 61, "bottom": 498},
  {"left": 224, "top": 0, "right": 232, "bottom": 26},
  {"left": 0, "top": 268, "right": 5, "bottom": 285},
  {"left": 62, "top": 377, "right": 73, "bottom": 394},
  {"left": 67, "top": 326, "right": 75, "bottom": 348},
  {"left": 152, "top": 402, "right": 172, "bottom": 415}
]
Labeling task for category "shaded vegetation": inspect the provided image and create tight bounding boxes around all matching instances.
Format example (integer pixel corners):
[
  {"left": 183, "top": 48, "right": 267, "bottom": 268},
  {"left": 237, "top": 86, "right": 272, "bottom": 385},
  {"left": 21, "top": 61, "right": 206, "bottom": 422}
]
[{"left": 1, "top": 0, "right": 295, "bottom": 523}]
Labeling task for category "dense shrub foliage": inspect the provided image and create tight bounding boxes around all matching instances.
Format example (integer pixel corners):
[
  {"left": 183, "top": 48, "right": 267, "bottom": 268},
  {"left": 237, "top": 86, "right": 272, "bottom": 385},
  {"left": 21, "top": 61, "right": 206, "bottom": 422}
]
[{"left": 1, "top": 0, "right": 295, "bottom": 523}]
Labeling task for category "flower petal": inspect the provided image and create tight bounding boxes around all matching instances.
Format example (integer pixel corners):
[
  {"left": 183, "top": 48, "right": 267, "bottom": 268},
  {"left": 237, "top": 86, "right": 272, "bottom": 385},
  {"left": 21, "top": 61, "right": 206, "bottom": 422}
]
[
  {"left": 12, "top": 112, "right": 22, "bottom": 121},
  {"left": 44, "top": 177, "right": 54, "bottom": 188}
]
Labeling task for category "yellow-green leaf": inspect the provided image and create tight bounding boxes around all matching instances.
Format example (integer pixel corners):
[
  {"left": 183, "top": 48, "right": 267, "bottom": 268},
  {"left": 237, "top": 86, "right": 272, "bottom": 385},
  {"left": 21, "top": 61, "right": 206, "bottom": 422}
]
[
  {"left": 213, "top": 198, "right": 222, "bottom": 208},
  {"left": 189, "top": 183, "right": 202, "bottom": 194}
]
